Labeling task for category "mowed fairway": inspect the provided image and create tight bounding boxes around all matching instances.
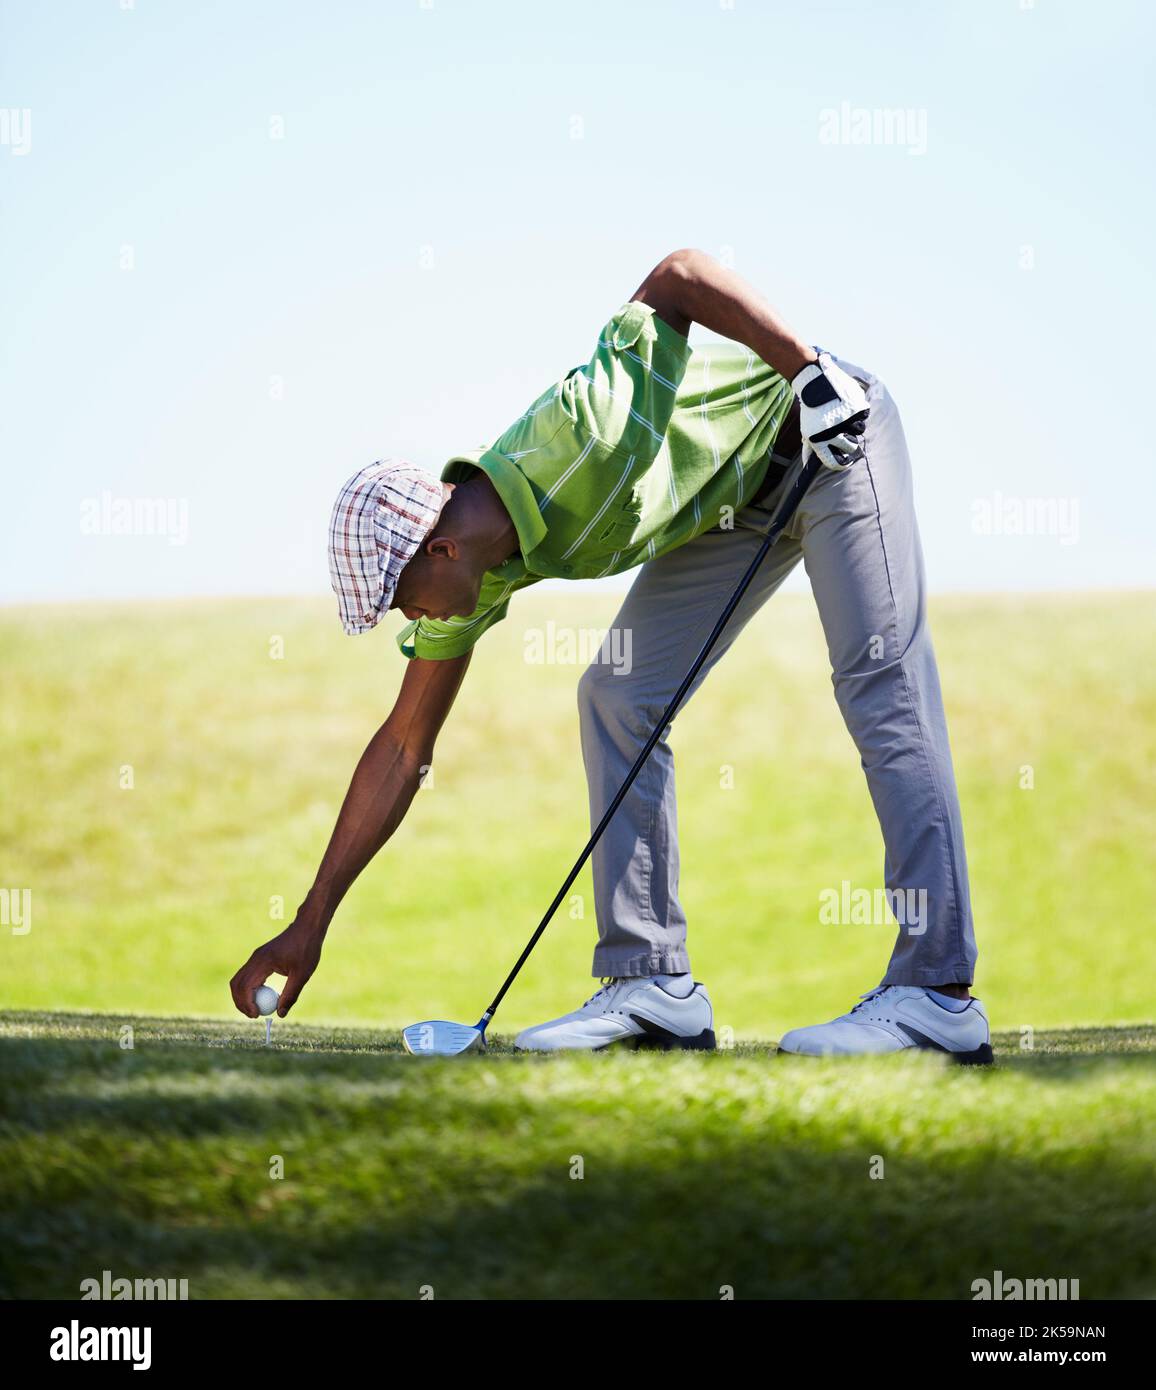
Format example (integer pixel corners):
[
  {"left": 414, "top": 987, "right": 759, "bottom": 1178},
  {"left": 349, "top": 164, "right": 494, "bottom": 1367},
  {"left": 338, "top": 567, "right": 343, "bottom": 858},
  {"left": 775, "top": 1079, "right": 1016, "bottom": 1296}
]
[
  {"left": 1, "top": 592, "right": 1154, "bottom": 1299},
  {"left": 1, "top": 1013, "right": 1153, "bottom": 1300}
]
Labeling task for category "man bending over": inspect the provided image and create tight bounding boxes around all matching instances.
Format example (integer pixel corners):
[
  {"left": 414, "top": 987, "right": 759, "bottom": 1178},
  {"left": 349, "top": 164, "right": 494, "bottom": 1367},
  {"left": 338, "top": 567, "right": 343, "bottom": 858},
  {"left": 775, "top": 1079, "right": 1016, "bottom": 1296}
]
[{"left": 230, "top": 249, "right": 990, "bottom": 1063}]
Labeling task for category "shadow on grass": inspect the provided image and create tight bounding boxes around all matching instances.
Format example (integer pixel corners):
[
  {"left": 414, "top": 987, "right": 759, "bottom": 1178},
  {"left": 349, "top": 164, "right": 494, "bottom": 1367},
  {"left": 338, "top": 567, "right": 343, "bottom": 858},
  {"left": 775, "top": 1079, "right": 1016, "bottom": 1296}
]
[
  {"left": 7, "top": 1140, "right": 1152, "bottom": 1300},
  {"left": 1, "top": 1020, "right": 1154, "bottom": 1299},
  {"left": 2, "top": 1107, "right": 1152, "bottom": 1300}
]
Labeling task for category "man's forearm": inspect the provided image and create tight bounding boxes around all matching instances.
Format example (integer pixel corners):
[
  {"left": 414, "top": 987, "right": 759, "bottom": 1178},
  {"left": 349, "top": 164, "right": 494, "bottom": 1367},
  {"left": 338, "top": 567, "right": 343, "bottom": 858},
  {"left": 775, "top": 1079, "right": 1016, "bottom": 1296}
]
[
  {"left": 633, "top": 248, "right": 817, "bottom": 380},
  {"left": 294, "top": 652, "right": 471, "bottom": 934},
  {"left": 298, "top": 723, "right": 428, "bottom": 930}
]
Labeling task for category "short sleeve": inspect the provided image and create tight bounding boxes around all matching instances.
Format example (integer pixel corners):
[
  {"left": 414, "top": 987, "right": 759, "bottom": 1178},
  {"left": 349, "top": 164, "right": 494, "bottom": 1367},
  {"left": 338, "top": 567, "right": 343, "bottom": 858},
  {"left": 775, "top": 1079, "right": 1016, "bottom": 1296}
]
[{"left": 557, "top": 302, "right": 693, "bottom": 464}]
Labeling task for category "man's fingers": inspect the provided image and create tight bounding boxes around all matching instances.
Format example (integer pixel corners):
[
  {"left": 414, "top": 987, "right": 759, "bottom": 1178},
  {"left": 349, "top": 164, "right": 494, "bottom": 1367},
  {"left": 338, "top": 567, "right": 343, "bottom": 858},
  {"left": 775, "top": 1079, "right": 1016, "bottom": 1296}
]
[
  {"left": 806, "top": 427, "right": 865, "bottom": 471},
  {"left": 810, "top": 411, "right": 867, "bottom": 445},
  {"left": 829, "top": 442, "right": 863, "bottom": 469},
  {"left": 229, "top": 957, "right": 266, "bottom": 1018},
  {"left": 278, "top": 970, "right": 306, "bottom": 1017}
]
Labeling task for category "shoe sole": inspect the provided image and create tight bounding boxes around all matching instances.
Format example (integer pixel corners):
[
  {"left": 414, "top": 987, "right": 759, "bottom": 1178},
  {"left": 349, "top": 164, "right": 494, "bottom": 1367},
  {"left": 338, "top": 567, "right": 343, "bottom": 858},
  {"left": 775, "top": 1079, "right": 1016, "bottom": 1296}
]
[
  {"left": 777, "top": 1040, "right": 995, "bottom": 1066},
  {"left": 515, "top": 1024, "right": 717, "bottom": 1055},
  {"left": 625, "top": 1017, "right": 717, "bottom": 1052},
  {"left": 953, "top": 1042, "right": 994, "bottom": 1067}
]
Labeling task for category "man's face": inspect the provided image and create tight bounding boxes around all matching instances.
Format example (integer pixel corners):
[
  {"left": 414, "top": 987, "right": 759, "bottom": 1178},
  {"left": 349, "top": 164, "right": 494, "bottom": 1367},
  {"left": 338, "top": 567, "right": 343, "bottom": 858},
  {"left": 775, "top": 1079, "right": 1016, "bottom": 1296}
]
[{"left": 390, "top": 546, "right": 481, "bottom": 623}]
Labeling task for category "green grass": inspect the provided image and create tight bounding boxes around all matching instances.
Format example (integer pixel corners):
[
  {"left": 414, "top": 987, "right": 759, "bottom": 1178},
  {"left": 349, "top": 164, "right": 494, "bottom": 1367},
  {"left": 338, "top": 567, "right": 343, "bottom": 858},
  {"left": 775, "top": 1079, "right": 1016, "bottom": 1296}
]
[
  {"left": 1, "top": 1012, "right": 1153, "bottom": 1300},
  {"left": 2, "top": 593, "right": 1153, "bottom": 1298},
  {"left": 2, "top": 592, "right": 1154, "bottom": 1035}
]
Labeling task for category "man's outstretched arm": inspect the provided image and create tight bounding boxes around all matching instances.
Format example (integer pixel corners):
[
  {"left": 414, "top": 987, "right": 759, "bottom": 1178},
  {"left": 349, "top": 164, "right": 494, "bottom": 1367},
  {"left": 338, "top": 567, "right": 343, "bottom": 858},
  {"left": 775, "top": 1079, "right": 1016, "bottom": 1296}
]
[
  {"left": 633, "top": 248, "right": 869, "bottom": 469},
  {"left": 229, "top": 651, "right": 471, "bottom": 1017}
]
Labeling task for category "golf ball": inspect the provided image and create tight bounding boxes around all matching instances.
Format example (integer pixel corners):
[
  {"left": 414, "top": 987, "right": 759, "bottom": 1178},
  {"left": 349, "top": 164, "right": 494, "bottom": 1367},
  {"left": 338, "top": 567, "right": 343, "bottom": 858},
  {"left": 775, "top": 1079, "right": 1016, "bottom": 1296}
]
[{"left": 253, "top": 985, "right": 279, "bottom": 1017}]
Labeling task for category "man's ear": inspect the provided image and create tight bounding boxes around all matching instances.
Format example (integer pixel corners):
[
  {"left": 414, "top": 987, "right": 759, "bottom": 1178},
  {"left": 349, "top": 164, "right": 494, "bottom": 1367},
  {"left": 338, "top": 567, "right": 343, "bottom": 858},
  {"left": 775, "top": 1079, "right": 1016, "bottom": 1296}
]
[{"left": 424, "top": 534, "right": 460, "bottom": 561}]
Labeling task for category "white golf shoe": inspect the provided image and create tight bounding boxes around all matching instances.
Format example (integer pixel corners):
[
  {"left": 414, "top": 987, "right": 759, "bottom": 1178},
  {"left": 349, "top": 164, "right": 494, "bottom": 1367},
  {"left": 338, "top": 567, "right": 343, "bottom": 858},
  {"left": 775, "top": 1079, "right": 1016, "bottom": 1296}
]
[
  {"left": 515, "top": 976, "right": 715, "bottom": 1053},
  {"left": 778, "top": 986, "right": 993, "bottom": 1065}
]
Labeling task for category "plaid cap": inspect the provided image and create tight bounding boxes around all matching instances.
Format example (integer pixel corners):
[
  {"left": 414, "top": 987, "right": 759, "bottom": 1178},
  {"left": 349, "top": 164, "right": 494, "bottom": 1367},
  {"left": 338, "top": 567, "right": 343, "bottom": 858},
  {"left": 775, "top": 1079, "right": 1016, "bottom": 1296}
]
[{"left": 328, "top": 461, "right": 445, "bottom": 635}]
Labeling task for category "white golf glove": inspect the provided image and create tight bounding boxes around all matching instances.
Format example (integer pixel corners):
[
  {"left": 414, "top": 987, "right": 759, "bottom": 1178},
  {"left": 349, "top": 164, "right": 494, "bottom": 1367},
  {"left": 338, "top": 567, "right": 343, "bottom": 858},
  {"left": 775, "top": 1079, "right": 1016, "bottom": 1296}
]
[{"left": 791, "top": 351, "right": 870, "bottom": 470}]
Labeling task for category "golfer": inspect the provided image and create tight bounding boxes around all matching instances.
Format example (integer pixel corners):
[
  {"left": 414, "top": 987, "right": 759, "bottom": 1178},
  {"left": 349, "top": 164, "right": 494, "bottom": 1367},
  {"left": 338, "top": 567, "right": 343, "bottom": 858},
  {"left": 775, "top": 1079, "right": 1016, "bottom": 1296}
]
[{"left": 230, "top": 250, "right": 990, "bottom": 1061}]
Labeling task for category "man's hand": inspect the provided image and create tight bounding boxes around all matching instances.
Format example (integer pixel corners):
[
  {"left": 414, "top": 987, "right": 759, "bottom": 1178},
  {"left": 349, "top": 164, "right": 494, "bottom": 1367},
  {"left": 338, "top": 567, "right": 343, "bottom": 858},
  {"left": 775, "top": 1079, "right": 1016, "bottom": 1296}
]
[
  {"left": 229, "top": 918, "right": 324, "bottom": 1018},
  {"left": 791, "top": 352, "right": 870, "bottom": 471}
]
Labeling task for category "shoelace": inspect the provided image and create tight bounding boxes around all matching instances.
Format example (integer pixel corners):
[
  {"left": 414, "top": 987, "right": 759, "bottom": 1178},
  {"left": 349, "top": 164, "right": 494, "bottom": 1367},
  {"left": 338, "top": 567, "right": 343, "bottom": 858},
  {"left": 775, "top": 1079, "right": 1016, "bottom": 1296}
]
[
  {"left": 581, "top": 977, "right": 620, "bottom": 1010},
  {"left": 849, "top": 988, "right": 885, "bottom": 1015}
]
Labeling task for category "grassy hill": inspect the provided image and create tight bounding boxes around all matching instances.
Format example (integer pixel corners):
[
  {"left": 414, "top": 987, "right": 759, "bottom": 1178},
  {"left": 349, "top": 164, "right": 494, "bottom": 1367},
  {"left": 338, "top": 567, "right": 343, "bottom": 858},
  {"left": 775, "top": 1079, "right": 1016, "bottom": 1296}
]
[{"left": 2, "top": 591, "right": 1153, "bottom": 1034}]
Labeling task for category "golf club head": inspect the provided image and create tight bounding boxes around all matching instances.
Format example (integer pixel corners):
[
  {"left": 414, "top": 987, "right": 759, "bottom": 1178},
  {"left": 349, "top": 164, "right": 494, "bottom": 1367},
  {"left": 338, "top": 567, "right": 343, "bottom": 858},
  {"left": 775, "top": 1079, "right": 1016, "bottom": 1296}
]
[{"left": 401, "top": 1019, "right": 486, "bottom": 1057}]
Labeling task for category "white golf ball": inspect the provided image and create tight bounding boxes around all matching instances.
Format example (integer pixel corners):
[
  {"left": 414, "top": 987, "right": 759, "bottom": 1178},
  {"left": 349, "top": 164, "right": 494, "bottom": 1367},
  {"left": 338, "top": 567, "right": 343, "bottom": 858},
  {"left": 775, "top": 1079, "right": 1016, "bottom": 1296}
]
[{"left": 253, "top": 985, "right": 280, "bottom": 1017}]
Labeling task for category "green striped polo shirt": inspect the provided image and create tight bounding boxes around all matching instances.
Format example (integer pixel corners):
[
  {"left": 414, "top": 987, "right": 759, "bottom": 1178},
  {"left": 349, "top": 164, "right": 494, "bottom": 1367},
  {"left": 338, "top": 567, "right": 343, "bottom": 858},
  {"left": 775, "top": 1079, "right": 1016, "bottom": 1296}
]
[{"left": 397, "top": 300, "right": 793, "bottom": 660}]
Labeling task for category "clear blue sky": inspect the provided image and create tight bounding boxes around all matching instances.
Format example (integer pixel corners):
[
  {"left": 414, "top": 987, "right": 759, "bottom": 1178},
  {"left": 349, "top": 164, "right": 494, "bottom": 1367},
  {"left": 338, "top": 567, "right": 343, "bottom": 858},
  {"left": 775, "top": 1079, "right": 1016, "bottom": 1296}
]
[{"left": 2, "top": 0, "right": 1153, "bottom": 601}]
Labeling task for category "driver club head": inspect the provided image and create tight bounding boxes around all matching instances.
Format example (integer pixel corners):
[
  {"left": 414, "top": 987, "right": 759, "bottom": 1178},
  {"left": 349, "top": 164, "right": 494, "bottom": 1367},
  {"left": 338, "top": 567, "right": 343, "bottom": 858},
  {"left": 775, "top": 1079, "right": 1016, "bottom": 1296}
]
[{"left": 401, "top": 1019, "right": 487, "bottom": 1057}]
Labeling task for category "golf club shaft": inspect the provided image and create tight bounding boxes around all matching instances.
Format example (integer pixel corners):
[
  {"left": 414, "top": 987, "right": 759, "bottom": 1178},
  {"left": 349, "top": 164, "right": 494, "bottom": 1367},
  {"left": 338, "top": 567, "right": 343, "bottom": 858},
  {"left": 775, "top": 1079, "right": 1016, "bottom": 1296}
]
[{"left": 480, "top": 452, "right": 824, "bottom": 1025}]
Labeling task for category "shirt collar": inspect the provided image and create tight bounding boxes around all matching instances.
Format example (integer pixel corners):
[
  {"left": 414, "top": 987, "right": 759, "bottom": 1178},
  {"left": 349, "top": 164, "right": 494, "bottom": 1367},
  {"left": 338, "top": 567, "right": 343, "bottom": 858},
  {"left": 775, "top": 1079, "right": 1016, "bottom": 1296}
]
[{"left": 441, "top": 448, "right": 548, "bottom": 557}]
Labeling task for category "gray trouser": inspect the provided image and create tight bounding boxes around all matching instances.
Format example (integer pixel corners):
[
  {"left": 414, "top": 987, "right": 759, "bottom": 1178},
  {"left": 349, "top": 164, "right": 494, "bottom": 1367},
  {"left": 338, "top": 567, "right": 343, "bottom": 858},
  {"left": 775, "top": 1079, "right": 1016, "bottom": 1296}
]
[{"left": 577, "top": 363, "right": 976, "bottom": 988}]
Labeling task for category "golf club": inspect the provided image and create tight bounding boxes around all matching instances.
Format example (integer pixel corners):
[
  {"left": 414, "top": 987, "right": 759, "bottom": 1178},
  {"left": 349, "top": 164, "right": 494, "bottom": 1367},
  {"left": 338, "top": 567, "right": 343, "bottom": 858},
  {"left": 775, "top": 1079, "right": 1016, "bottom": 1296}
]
[{"left": 402, "top": 451, "right": 825, "bottom": 1056}]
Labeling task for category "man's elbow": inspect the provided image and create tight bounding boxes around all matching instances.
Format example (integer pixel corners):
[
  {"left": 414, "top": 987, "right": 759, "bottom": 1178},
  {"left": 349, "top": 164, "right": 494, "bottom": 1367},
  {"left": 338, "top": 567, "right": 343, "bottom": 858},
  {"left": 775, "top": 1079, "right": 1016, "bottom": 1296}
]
[
  {"left": 635, "top": 248, "right": 711, "bottom": 333},
  {"left": 652, "top": 247, "right": 711, "bottom": 289}
]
